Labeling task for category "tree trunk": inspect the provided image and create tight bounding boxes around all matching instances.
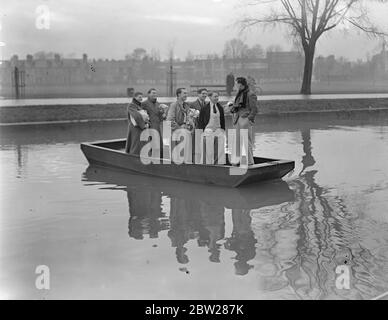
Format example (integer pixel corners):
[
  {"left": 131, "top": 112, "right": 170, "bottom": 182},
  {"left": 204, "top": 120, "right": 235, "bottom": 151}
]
[{"left": 300, "top": 45, "right": 315, "bottom": 95}]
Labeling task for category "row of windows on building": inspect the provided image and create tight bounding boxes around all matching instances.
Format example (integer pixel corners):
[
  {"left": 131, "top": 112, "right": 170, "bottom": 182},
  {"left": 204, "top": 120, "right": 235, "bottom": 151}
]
[{"left": 0, "top": 52, "right": 305, "bottom": 86}]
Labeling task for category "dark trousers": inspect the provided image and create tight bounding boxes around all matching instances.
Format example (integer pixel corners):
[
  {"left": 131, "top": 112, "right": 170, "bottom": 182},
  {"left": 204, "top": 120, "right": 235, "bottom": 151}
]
[{"left": 125, "top": 123, "right": 143, "bottom": 155}]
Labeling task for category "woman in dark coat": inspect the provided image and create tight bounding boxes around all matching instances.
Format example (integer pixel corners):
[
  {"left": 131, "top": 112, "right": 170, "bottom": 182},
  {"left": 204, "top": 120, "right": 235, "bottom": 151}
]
[
  {"left": 230, "top": 77, "right": 258, "bottom": 165},
  {"left": 125, "top": 92, "right": 148, "bottom": 155}
]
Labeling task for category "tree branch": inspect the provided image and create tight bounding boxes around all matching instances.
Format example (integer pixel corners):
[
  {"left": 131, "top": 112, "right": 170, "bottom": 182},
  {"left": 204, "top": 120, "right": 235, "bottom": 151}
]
[{"left": 346, "top": 18, "right": 388, "bottom": 38}]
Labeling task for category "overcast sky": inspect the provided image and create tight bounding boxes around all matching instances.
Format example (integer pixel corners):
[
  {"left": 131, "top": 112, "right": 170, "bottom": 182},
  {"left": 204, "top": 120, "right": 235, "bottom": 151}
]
[{"left": 1, "top": 0, "right": 387, "bottom": 61}]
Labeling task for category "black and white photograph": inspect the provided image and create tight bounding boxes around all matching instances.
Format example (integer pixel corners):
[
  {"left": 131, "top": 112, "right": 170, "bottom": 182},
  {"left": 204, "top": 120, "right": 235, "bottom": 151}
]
[{"left": 1, "top": 0, "right": 388, "bottom": 303}]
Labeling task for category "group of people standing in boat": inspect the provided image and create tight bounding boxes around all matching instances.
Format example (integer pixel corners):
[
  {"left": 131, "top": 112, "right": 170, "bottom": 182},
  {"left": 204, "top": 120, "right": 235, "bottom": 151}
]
[{"left": 125, "top": 76, "right": 258, "bottom": 165}]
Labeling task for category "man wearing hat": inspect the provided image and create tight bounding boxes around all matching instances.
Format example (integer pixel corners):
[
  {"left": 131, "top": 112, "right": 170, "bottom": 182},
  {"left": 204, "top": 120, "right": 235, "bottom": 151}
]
[{"left": 230, "top": 77, "right": 258, "bottom": 165}]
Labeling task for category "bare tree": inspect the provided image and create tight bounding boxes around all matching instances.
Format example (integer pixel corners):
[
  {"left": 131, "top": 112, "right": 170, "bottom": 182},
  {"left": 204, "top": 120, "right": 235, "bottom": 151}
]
[
  {"left": 166, "top": 41, "right": 176, "bottom": 97},
  {"left": 247, "top": 44, "right": 265, "bottom": 58},
  {"left": 266, "top": 44, "right": 284, "bottom": 53},
  {"left": 186, "top": 50, "right": 195, "bottom": 61},
  {"left": 131, "top": 48, "right": 147, "bottom": 61},
  {"left": 223, "top": 38, "right": 249, "bottom": 71},
  {"left": 238, "top": 0, "right": 387, "bottom": 94},
  {"left": 150, "top": 48, "right": 161, "bottom": 62}
]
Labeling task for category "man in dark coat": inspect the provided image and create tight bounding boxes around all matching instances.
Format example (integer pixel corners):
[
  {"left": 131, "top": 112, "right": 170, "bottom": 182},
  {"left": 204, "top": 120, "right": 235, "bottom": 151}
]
[
  {"left": 189, "top": 88, "right": 208, "bottom": 111},
  {"left": 197, "top": 91, "right": 225, "bottom": 131},
  {"left": 142, "top": 88, "right": 164, "bottom": 158},
  {"left": 125, "top": 92, "right": 147, "bottom": 155},
  {"left": 197, "top": 91, "right": 226, "bottom": 164}
]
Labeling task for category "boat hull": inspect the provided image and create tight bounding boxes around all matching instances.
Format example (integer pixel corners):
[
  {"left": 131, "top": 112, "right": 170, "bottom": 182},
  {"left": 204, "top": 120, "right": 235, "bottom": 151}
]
[
  {"left": 80, "top": 139, "right": 295, "bottom": 187},
  {"left": 83, "top": 165, "right": 295, "bottom": 209}
]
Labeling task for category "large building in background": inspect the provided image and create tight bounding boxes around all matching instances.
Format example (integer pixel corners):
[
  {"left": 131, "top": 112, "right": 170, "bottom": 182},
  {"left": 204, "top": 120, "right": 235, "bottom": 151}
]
[
  {"left": 314, "top": 46, "right": 388, "bottom": 83},
  {"left": 266, "top": 51, "right": 304, "bottom": 80},
  {"left": 0, "top": 51, "right": 304, "bottom": 98},
  {"left": 371, "top": 47, "right": 388, "bottom": 79}
]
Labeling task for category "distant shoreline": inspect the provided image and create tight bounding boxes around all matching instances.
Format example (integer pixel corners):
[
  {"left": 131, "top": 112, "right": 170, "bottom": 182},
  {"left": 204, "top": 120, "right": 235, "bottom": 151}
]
[
  {"left": 1, "top": 78, "right": 388, "bottom": 100},
  {"left": 2, "top": 93, "right": 388, "bottom": 107},
  {"left": 1, "top": 94, "right": 388, "bottom": 125}
]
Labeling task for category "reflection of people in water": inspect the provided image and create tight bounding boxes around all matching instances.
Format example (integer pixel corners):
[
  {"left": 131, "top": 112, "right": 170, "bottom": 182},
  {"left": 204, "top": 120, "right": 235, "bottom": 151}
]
[
  {"left": 127, "top": 188, "right": 165, "bottom": 240},
  {"left": 127, "top": 186, "right": 256, "bottom": 273},
  {"left": 167, "top": 198, "right": 202, "bottom": 264},
  {"left": 167, "top": 197, "right": 226, "bottom": 264},
  {"left": 200, "top": 202, "right": 225, "bottom": 263},
  {"left": 225, "top": 209, "right": 257, "bottom": 275}
]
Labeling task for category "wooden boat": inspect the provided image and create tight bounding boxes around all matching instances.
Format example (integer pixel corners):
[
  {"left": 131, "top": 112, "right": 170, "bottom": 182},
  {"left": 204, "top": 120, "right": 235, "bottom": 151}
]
[
  {"left": 83, "top": 165, "right": 295, "bottom": 210},
  {"left": 80, "top": 138, "right": 295, "bottom": 187}
]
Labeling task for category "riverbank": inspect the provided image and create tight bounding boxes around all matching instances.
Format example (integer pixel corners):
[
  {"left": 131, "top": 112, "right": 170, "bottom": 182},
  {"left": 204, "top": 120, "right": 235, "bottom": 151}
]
[
  {"left": 1, "top": 94, "right": 388, "bottom": 124},
  {"left": 1, "top": 79, "right": 388, "bottom": 99}
]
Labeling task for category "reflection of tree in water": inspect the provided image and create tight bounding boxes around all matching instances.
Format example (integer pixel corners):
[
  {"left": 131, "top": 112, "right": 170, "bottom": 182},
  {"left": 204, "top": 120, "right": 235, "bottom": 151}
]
[
  {"left": 253, "top": 129, "right": 387, "bottom": 299},
  {"left": 124, "top": 126, "right": 387, "bottom": 297},
  {"left": 291, "top": 129, "right": 358, "bottom": 299}
]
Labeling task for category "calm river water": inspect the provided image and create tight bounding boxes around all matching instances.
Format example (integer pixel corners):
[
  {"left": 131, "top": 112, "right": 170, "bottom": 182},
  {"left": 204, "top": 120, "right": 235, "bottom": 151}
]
[{"left": 1, "top": 113, "right": 388, "bottom": 299}]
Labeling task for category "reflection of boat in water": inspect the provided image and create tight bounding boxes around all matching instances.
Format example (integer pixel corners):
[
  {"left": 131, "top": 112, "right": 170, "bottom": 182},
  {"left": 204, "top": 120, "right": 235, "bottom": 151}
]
[
  {"left": 83, "top": 165, "right": 295, "bottom": 274},
  {"left": 80, "top": 139, "right": 295, "bottom": 187},
  {"left": 83, "top": 165, "right": 295, "bottom": 210}
]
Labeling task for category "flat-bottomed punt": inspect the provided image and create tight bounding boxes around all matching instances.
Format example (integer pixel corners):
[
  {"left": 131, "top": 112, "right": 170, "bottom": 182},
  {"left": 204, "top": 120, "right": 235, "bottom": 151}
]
[
  {"left": 81, "top": 139, "right": 295, "bottom": 187},
  {"left": 83, "top": 165, "right": 295, "bottom": 209}
]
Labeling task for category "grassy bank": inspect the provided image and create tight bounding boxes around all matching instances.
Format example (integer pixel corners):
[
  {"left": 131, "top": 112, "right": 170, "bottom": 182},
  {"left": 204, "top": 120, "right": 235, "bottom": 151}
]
[
  {"left": 1, "top": 95, "right": 388, "bottom": 125},
  {"left": 1, "top": 80, "right": 388, "bottom": 99}
]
